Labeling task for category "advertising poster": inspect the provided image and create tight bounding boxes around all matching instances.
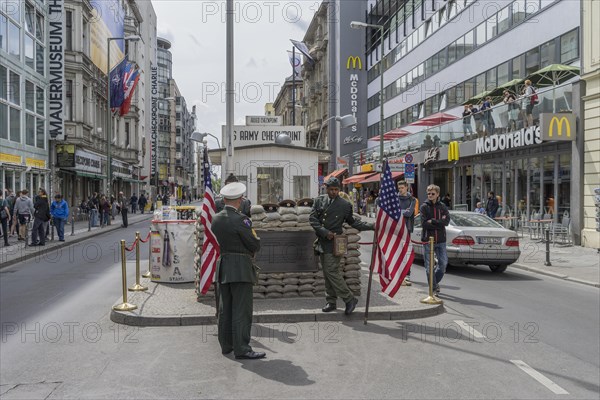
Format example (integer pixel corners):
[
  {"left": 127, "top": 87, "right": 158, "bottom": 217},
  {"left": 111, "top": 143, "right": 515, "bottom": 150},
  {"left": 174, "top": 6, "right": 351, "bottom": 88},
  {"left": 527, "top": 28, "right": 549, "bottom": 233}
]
[{"left": 150, "top": 222, "right": 196, "bottom": 283}]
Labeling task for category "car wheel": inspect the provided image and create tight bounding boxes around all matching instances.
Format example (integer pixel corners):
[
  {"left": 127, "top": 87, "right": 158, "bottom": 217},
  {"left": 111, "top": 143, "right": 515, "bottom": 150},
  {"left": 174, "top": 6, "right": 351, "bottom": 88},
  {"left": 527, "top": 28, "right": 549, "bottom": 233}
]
[{"left": 489, "top": 264, "right": 508, "bottom": 273}]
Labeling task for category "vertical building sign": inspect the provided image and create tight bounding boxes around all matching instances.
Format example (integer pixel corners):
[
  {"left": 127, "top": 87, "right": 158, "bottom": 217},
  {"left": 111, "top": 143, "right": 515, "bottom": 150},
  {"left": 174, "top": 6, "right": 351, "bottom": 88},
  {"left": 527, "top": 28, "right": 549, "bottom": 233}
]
[
  {"left": 151, "top": 66, "right": 158, "bottom": 186},
  {"left": 48, "top": 0, "right": 64, "bottom": 140}
]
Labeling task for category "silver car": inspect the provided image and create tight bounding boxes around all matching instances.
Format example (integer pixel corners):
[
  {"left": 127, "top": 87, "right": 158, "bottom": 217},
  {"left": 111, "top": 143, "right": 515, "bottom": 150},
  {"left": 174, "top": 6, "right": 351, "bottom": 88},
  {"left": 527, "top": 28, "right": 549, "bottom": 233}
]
[{"left": 411, "top": 211, "right": 521, "bottom": 273}]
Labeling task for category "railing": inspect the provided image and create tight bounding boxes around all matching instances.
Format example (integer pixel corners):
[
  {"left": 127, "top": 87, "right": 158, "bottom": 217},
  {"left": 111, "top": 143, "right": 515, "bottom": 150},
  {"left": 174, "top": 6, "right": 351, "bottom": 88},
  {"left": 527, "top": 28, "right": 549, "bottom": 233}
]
[{"left": 351, "top": 81, "right": 576, "bottom": 165}]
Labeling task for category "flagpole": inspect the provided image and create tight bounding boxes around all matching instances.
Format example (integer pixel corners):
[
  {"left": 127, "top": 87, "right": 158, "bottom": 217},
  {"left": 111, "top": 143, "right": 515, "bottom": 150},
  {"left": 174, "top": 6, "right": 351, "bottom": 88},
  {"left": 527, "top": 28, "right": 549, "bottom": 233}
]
[
  {"left": 364, "top": 221, "right": 378, "bottom": 325},
  {"left": 292, "top": 47, "right": 296, "bottom": 125}
]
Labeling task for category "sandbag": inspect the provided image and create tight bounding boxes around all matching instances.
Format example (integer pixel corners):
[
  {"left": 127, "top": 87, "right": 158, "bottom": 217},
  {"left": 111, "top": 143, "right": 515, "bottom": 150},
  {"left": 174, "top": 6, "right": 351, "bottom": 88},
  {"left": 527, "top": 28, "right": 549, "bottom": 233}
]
[
  {"left": 253, "top": 292, "right": 266, "bottom": 299},
  {"left": 279, "top": 207, "right": 297, "bottom": 215},
  {"left": 297, "top": 214, "right": 310, "bottom": 223},
  {"left": 283, "top": 284, "right": 299, "bottom": 293},
  {"left": 298, "top": 284, "right": 314, "bottom": 292},
  {"left": 251, "top": 212, "right": 267, "bottom": 221},
  {"left": 280, "top": 221, "right": 297, "bottom": 228},
  {"left": 344, "top": 270, "right": 361, "bottom": 278},
  {"left": 347, "top": 235, "right": 360, "bottom": 243},
  {"left": 282, "top": 278, "right": 300, "bottom": 285},
  {"left": 344, "top": 263, "right": 362, "bottom": 271},
  {"left": 281, "top": 213, "right": 298, "bottom": 221},
  {"left": 344, "top": 228, "right": 360, "bottom": 234},
  {"left": 283, "top": 291, "right": 300, "bottom": 298},
  {"left": 298, "top": 291, "right": 315, "bottom": 297},
  {"left": 251, "top": 205, "right": 266, "bottom": 214},
  {"left": 347, "top": 249, "right": 361, "bottom": 258},
  {"left": 265, "top": 285, "right": 284, "bottom": 293},
  {"left": 265, "top": 278, "right": 283, "bottom": 286},
  {"left": 265, "top": 292, "right": 283, "bottom": 299},
  {"left": 264, "top": 212, "right": 282, "bottom": 221},
  {"left": 345, "top": 278, "right": 361, "bottom": 285},
  {"left": 345, "top": 256, "right": 361, "bottom": 264}
]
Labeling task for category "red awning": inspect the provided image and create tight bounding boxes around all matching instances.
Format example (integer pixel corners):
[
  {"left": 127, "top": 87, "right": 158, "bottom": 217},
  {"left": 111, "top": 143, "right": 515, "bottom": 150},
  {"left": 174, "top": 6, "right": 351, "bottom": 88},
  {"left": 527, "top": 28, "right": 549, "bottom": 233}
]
[
  {"left": 342, "top": 172, "right": 378, "bottom": 185},
  {"left": 358, "top": 171, "right": 404, "bottom": 184},
  {"left": 323, "top": 168, "right": 348, "bottom": 182},
  {"left": 369, "top": 129, "right": 412, "bottom": 141},
  {"left": 408, "top": 112, "right": 459, "bottom": 127}
]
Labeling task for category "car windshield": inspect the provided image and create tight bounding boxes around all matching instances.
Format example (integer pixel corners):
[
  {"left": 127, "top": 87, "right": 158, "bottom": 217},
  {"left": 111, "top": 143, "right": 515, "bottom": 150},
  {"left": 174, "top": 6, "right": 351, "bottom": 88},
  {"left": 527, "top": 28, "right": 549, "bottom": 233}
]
[{"left": 449, "top": 213, "right": 503, "bottom": 228}]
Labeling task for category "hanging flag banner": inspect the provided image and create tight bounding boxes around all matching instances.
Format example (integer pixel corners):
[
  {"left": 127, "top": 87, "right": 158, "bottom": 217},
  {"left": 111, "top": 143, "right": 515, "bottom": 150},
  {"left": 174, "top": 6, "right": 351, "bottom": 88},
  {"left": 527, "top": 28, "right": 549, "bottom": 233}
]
[{"left": 287, "top": 50, "right": 302, "bottom": 77}]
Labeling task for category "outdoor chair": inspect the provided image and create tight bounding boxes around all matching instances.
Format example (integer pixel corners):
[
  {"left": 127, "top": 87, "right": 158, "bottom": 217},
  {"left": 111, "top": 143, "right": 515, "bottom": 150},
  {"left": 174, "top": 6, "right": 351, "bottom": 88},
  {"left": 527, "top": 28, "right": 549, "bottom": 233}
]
[{"left": 550, "top": 217, "right": 572, "bottom": 246}]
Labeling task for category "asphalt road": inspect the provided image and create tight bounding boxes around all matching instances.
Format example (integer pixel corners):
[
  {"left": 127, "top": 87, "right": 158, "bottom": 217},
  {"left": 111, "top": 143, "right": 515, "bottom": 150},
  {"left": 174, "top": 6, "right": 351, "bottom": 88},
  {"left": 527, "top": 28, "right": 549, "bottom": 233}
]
[{"left": 0, "top": 229, "right": 598, "bottom": 399}]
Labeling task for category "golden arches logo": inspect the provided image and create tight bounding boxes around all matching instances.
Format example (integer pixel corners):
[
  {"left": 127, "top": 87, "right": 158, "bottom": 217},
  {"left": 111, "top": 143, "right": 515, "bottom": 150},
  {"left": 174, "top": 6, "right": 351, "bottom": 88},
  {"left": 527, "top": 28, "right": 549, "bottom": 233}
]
[
  {"left": 548, "top": 116, "right": 571, "bottom": 137},
  {"left": 346, "top": 56, "right": 362, "bottom": 70},
  {"left": 448, "top": 141, "right": 460, "bottom": 162}
]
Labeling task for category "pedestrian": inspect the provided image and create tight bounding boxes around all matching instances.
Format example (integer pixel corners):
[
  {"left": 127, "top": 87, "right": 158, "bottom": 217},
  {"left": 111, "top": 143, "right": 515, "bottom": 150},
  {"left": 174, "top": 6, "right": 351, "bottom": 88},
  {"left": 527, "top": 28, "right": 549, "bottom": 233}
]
[
  {"left": 442, "top": 193, "right": 452, "bottom": 208},
  {"left": 50, "top": 194, "right": 69, "bottom": 242},
  {"left": 310, "top": 177, "right": 374, "bottom": 315},
  {"left": 118, "top": 192, "right": 128, "bottom": 228},
  {"left": 481, "top": 96, "right": 495, "bottom": 135},
  {"left": 474, "top": 202, "right": 486, "bottom": 214},
  {"left": 31, "top": 188, "right": 51, "bottom": 246},
  {"left": 0, "top": 192, "right": 11, "bottom": 246},
  {"left": 130, "top": 193, "right": 138, "bottom": 214},
  {"left": 138, "top": 193, "right": 147, "bottom": 214},
  {"left": 215, "top": 174, "right": 251, "bottom": 217},
  {"left": 420, "top": 184, "right": 450, "bottom": 294},
  {"left": 469, "top": 104, "right": 483, "bottom": 136},
  {"left": 211, "top": 182, "right": 265, "bottom": 360},
  {"left": 503, "top": 90, "right": 519, "bottom": 132},
  {"left": 89, "top": 192, "right": 99, "bottom": 227},
  {"left": 486, "top": 191, "right": 499, "bottom": 219},
  {"left": 13, "top": 190, "right": 34, "bottom": 241},
  {"left": 523, "top": 79, "right": 537, "bottom": 128},
  {"left": 100, "top": 195, "right": 110, "bottom": 227},
  {"left": 462, "top": 104, "right": 473, "bottom": 140},
  {"left": 397, "top": 180, "right": 416, "bottom": 285}
]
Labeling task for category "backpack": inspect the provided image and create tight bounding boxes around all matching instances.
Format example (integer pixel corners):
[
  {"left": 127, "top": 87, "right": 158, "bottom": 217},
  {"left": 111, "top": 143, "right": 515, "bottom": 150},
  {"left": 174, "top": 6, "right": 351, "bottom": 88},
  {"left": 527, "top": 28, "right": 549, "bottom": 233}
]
[{"left": 530, "top": 88, "right": 539, "bottom": 105}]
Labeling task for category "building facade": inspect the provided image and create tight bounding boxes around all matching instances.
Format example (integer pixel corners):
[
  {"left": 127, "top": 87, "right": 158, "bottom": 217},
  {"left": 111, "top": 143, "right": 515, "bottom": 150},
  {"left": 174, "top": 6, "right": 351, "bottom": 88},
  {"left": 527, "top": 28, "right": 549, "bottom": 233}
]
[
  {"left": 1, "top": 0, "right": 50, "bottom": 196},
  {"left": 273, "top": 75, "right": 304, "bottom": 126},
  {"left": 352, "top": 0, "right": 584, "bottom": 242}
]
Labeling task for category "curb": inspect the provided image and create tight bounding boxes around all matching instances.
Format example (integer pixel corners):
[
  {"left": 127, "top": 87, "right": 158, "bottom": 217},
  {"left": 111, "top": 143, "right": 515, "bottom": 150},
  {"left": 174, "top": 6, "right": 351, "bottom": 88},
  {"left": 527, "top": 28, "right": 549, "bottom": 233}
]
[
  {"left": 110, "top": 304, "right": 445, "bottom": 326},
  {"left": 511, "top": 263, "right": 599, "bottom": 288},
  {"left": 0, "top": 217, "right": 152, "bottom": 270}
]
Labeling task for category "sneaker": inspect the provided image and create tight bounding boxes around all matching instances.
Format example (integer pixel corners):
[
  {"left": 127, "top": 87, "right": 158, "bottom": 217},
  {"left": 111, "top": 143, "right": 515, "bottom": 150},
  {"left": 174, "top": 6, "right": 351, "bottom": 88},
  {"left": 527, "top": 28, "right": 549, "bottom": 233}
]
[
  {"left": 403, "top": 276, "right": 412, "bottom": 286},
  {"left": 434, "top": 284, "right": 440, "bottom": 294}
]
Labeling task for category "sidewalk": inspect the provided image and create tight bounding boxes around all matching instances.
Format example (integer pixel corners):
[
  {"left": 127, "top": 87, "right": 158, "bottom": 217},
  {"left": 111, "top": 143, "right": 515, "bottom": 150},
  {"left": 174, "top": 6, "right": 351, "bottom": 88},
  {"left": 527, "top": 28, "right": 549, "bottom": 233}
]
[
  {"left": 0, "top": 212, "right": 154, "bottom": 268},
  {"left": 359, "top": 214, "right": 599, "bottom": 288}
]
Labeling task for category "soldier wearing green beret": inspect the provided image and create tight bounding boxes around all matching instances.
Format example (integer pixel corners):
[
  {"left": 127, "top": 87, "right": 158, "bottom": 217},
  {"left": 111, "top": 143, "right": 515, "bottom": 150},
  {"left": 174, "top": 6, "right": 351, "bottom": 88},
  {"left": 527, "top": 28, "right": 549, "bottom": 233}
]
[
  {"left": 310, "top": 177, "right": 374, "bottom": 315},
  {"left": 212, "top": 182, "right": 265, "bottom": 360}
]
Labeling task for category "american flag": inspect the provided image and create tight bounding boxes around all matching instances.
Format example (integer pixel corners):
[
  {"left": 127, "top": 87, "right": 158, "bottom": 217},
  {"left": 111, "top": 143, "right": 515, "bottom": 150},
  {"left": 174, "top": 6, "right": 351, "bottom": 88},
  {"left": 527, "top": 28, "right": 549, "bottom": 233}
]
[
  {"left": 198, "top": 146, "right": 220, "bottom": 294},
  {"left": 373, "top": 161, "right": 414, "bottom": 297}
]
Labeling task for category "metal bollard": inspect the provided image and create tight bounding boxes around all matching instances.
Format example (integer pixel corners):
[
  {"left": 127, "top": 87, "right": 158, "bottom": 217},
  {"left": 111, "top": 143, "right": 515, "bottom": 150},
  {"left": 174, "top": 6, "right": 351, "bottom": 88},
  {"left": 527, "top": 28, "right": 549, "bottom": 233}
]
[
  {"left": 544, "top": 228, "right": 552, "bottom": 266},
  {"left": 129, "top": 232, "right": 148, "bottom": 292},
  {"left": 70, "top": 213, "right": 75, "bottom": 236},
  {"left": 112, "top": 240, "right": 137, "bottom": 311},
  {"left": 51, "top": 218, "right": 55, "bottom": 241},
  {"left": 421, "top": 236, "right": 443, "bottom": 305},
  {"left": 142, "top": 230, "right": 151, "bottom": 278},
  {"left": 88, "top": 212, "right": 91, "bottom": 232}
]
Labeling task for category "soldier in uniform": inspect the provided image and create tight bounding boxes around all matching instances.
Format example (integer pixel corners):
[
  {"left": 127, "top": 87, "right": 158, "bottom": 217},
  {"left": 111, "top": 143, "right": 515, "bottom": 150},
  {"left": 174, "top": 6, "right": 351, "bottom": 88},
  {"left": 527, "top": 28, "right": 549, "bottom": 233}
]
[
  {"left": 212, "top": 182, "right": 265, "bottom": 360},
  {"left": 310, "top": 177, "right": 374, "bottom": 315},
  {"left": 215, "top": 174, "right": 251, "bottom": 217}
]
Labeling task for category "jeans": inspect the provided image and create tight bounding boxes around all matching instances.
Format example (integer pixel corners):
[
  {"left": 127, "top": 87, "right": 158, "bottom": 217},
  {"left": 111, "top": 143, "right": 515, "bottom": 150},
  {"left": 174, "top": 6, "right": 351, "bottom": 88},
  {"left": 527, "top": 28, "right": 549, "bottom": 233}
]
[
  {"left": 423, "top": 243, "right": 448, "bottom": 287},
  {"left": 54, "top": 218, "right": 65, "bottom": 240},
  {"left": 90, "top": 209, "right": 98, "bottom": 227},
  {"left": 31, "top": 218, "right": 47, "bottom": 244}
]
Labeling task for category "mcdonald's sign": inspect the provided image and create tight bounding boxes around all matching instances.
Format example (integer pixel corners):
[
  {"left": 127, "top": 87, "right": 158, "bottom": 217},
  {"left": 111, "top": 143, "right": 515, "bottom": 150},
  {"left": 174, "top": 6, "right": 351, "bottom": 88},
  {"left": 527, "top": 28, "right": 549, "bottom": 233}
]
[
  {"left": 448, "top": 141, "right": 460, "bottom": 162},
  {"left": 346, "top": 56, "right": 363, "bottom": 70},
  {"left": 540, "top": 113, "right": 576, "bottom": 142}
]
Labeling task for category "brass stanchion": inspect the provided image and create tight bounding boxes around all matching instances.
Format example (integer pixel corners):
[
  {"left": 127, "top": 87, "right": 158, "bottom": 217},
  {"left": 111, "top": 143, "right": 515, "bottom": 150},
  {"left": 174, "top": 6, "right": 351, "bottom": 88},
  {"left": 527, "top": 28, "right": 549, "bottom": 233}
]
[
  {"left": 420, "top": 236, "right": 443, "bottom": 305},
  {"left": 113, "top": 240, "right": 137, "bottom": 311},
  {"left": 142, "top": 230, "right": 151, "bottom": 278},
  {"left": 129, "top": 232, "right": 148, "bottom": 291}
]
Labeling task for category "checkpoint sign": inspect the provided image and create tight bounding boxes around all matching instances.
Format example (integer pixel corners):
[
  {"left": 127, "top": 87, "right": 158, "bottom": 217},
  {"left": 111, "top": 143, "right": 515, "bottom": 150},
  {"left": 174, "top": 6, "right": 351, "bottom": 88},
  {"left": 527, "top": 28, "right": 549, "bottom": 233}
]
[{"left": 405, "top": 163, "right": 415, "bottom": 183}]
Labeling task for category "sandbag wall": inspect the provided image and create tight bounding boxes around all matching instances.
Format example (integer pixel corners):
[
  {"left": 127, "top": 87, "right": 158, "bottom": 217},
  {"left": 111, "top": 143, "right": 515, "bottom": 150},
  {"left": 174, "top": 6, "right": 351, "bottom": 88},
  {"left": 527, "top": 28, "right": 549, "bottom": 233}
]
[{"left": 195, "top": 205, "right": 364, "bottom": 300}]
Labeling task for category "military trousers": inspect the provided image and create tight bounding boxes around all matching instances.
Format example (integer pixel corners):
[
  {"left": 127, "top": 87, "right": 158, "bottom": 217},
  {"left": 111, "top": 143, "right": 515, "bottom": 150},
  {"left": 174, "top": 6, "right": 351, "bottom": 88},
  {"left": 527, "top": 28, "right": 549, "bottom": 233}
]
[
  {"left": 218, "top": 282, "right": 253, "bottom": 356},
  {"left": 320, "top": 253, "right": 354, "bottom": 304}
]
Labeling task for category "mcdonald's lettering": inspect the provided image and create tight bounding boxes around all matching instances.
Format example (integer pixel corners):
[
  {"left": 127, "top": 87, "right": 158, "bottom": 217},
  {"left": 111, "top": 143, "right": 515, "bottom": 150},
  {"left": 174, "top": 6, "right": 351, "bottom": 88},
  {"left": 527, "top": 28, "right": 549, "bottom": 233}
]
[
  {"left": 548, "top": 116, "right": 571, "bottom": 137},
  {"left": 346, "top": 56, "right": 362, "bottom": 70},
  {"left": 448, "top": 141, "right": 460, "bottom": 162}
]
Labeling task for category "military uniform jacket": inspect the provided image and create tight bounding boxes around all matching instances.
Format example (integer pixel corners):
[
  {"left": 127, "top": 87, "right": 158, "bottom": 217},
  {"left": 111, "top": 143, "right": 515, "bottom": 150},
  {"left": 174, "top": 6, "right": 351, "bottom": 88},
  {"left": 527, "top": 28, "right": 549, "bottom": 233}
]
[
  {"left": 212, "top": 205, "right": 261, "bottom": 283},
  {"left": 215, "top": 196, "right": 251, "bottom": 217},
  {"left": 309, "top": 195, "right": 373, "bottom": 254}
]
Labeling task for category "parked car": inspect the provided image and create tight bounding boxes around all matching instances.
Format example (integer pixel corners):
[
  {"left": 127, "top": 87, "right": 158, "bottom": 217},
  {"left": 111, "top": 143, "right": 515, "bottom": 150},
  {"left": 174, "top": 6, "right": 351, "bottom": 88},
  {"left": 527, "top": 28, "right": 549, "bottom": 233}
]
[{"left": 412, "top": 211, "right": 520, "bottom": 273}]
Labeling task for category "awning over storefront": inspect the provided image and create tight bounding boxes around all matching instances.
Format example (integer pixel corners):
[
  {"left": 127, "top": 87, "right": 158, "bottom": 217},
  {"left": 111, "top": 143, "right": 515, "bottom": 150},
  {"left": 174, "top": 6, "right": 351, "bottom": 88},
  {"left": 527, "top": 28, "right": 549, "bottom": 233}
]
[
  {"left": 342, "top": 172, "right": 378, "bottom": 185},
  {"left": 358, "top": 171, "right": 403, "bottom": 184},
  {"left": 75, "top": 171, "right": 106, "bottom": 180},
  {"left": 323, "top": 168, "right": 348, "bottom": 182}
]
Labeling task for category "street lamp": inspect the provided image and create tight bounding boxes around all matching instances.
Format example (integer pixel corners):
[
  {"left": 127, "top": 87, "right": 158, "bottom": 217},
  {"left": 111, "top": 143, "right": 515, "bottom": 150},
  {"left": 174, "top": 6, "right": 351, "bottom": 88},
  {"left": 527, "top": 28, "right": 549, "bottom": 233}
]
[
  {"left": 351, "top": 21, "right": 385, "bottom": 170},
  {"left": 315, "top": 114, "right": 357, "bottom": 149},
  {"left": 191, "top": 131, "right": 221, "bottom": 149},
  {"left": 106, "top": 35, "right": 140, "bottom": 204}
]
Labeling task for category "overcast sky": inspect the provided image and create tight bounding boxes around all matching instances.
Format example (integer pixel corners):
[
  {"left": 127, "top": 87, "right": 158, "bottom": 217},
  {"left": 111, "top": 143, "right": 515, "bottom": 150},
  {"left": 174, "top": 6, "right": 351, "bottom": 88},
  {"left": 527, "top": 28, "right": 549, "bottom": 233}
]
[{"left": 153, "top": 1, "right": 320, "bottom": 148}]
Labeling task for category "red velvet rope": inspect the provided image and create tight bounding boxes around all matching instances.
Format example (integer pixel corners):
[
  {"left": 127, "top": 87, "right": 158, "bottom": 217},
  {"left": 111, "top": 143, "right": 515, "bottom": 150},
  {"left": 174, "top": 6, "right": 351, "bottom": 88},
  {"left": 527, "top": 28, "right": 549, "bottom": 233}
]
[
  {"left": 358, "top": 240, "right": 429, "bottom": 245},
  {"left": 125, "top": 238, "right": 138, "bottom": 252},
  {"left": 139, "top": 231, "right": 151, "bottom": 243}
]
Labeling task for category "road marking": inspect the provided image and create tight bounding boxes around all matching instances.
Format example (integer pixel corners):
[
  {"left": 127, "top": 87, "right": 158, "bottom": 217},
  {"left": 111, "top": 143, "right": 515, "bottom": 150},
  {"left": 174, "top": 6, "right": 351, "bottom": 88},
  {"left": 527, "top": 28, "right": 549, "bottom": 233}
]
[
  {"left": 510, "top": 360, "right": 569, "bottom": 395},
  {"left": 454, "top": 320, "right": 485, "bottom": 339}
]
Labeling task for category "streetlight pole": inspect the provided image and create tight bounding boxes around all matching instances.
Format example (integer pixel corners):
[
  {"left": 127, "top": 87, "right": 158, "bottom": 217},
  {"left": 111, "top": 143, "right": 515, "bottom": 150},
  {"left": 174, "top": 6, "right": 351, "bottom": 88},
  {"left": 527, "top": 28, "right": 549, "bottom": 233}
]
[
  {"left": 106, "top": 35, "right": 140, "bottom": 204},
  {"left": 351, "top": 21, "right": 385, "bottom": 170}
]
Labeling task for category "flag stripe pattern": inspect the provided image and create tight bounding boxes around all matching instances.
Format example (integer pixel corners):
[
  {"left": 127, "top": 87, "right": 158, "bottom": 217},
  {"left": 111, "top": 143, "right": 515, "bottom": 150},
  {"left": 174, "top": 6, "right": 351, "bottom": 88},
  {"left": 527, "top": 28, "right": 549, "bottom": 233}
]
[
  {"left": 199, "top": 147, "right": 220, "bottom": 294},
  {"left": 373, "top": 161, "right": 414, "bottom": 297}
]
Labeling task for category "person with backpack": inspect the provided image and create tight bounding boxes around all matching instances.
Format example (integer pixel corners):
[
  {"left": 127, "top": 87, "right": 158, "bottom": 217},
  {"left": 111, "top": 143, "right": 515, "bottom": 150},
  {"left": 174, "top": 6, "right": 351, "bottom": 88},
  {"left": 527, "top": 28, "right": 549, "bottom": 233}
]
[
  {"left": 523, "top": 79, "right": 537, "bottom": 128},
  {"left": 420, "top": 184, "right": 451, "bottom": 294},
  {"left": 397, "top": 181, "right": 417, "bottom": 285},
  {"left": 13, "top": 190, "right": 34, "bottom": 241}
]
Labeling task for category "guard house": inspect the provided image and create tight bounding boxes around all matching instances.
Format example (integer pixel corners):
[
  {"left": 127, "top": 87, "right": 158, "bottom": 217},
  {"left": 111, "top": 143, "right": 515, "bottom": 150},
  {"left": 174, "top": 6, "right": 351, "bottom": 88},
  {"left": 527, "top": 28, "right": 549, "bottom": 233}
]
[{"left": 208, "top": 120, "right": 330, "bottom": 205}]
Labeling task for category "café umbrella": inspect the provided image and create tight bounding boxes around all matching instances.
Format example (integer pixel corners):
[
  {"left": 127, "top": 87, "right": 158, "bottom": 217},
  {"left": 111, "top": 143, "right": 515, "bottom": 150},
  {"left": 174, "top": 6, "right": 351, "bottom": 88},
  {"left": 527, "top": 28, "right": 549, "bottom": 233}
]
[{"left": 526, "top": 64, "right": 580, "bottom": 112}]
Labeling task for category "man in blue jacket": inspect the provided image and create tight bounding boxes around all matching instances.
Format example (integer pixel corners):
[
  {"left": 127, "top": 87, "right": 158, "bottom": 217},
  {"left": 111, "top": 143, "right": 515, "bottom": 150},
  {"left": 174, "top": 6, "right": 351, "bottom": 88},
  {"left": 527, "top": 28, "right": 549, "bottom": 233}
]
[
  {"left": 420, "top": 184, "right": 450, "bottom": 294},
  {"left": 50, "top": 194, "right": 69, "bottom": 242}
]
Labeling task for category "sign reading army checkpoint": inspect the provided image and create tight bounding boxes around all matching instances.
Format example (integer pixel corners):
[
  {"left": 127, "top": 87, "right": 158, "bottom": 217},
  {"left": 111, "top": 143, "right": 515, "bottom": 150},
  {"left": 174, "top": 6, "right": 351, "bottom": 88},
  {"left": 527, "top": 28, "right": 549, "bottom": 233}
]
[{"left": 224, "top": 125, "right": 306, "bottom": 148}]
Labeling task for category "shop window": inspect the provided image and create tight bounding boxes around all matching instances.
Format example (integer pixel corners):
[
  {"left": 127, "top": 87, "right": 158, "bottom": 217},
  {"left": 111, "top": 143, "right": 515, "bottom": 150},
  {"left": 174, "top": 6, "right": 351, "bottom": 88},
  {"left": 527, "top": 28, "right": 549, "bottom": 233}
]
[{"left": 257, "top": 167, "right": 284, "bottom": 204}]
